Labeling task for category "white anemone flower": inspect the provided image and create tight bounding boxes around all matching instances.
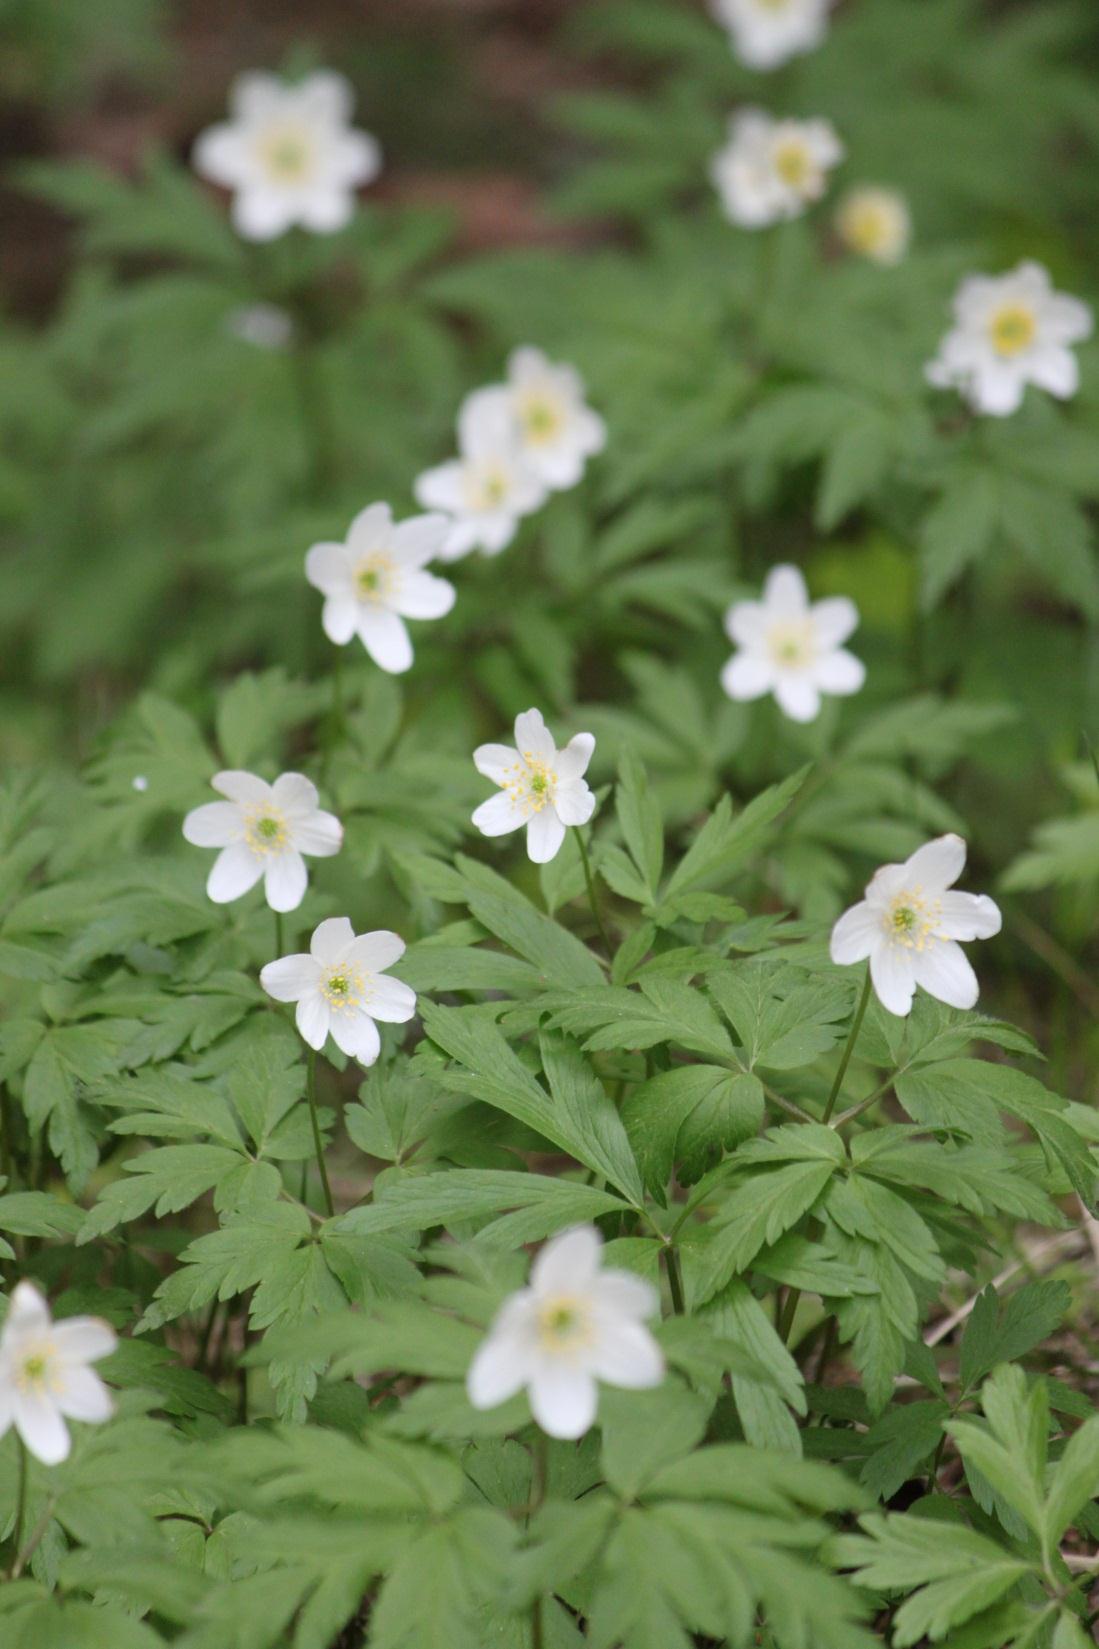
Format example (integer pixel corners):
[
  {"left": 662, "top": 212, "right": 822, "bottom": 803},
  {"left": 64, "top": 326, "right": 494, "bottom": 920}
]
[
  {"left": 711, "top": 0, "right": 833, "bottom": 71},
  {"left": 192, "top": 70, "right": 381, "bottom": 242},
  {"left": 467, "top": 1225, "right": 664, "bottom": 1440},
  {"left": 0, "top": 1282, "right": 116, "bottom": 1465},
  {"left": 183, "top": 771, "right": 342, "bottom": 913},
  {"left": 472, "top": 708, "right": 596, "bottom": 865},
  {"left": 830, "top": 834, "right": 1002, "bottom": 1018},
  {"left": 485, "top": 347, "right": 607, "bottom": 491},
  {"left": 711, "top": 109, "right": 844, "bottom": 228},
  {"left": 721, "top": 564, "right": 865, "bottom": 723},
  {"left": 835, "top": 186, "right": 911, "bottom": 266},
  {"left": 926, "top": 262, "right": 1093, "bottom": 417},
  {"left": 305, "top": 504, "right": 456, "bottom": 675},
  {"left": 260, "top": 916, "right": 416, "bottom": 1065},
  {"left": 413, "top": 390, "right": 547, "bottom": 562}
]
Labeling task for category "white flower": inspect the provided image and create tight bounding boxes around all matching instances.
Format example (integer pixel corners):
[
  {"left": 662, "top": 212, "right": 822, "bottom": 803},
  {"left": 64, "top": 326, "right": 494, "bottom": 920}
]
[
  {"left": 467, "top": 1226, "right": 664, "bottom": 1440},
  {"left": 183, "top": 771, "right": 342, "bottom": 913},
  {"left": 472, "top": 708, "right": 596, "bottom": 865},
  {"left": 414, "top": 390, "right": 547, "bottom": 562},
  {"left": 711, "top": 109, "right": 843, "bottom": 228},
  {"left": 226, "top": 302, "right": 294, "bottom": 350},
  {"left": 192, "top": 70, "right": 381, "bottom": 242},
  {"left": 721, "top": 564, "right": 865, "bottom": 723},
  {"left": 926, "top": 261, "right": 1093, "bottom": 417},
  {"left": 835, "top": 186, "right": 911, "bottom": 266},
  {"left": 260, "top": 916, "right": 415, "bottom": 1065},
  {"left": 482, "top": 347, "right": 607, "bottom": 491},
  {"left": 0, "top": 1282, "right": 116, "bottom": 1465},
  {"left": 830, "top": 834, "right": 1002, "bottom": 1018},
  {"left": 712, "top": 0, "right": 832, "bottom": 70},
  {"left": 305, "top": 503, "right": 456, "bottom": 674}
]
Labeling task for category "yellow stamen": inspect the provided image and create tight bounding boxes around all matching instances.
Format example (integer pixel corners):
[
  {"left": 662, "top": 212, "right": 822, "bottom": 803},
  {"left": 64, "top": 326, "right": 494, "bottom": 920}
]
[{"left": 989, "top": 303, "right": 1036, "bottom": 358}]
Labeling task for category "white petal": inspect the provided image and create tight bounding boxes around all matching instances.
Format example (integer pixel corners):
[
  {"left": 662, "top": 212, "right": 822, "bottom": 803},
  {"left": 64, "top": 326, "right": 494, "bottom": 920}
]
[
  {"left": 346, "top": 930, "right": 406, "bottom": 972},
  {"left": 298, "top": 189, "right": 355, "bottom": 235},
  {"left": 232, "top": 187, "right": 298, "bottom": 243},
  {"left": 264, "top": 850, "right": 308, "bottom": 913},
  {"left": 390, "top": 570, "right": 455, "bottom": 621},
  {"left": 473, "top": 743, "right": 520, "bottom": 784},
  {"left": 230, "top": 70, "right": 283, "bottom": 122},
  {"left": 52, "top": 1317, "right": 117, "bottom": 1364},
  {"left": 937, "top": 892, "right": 1002, "bottom": 942},
  {"left": 296, "top": 992, "right": 331, "bottom": 1051},
  {"left": 762, "top": 564, "right": 809, "bottom": 616},
  {"left": 526, "top": 809, "right": 566, "bottom": 864},
  {"left": 593, "top": 1270, "right": 660, "bottom": 1321},
  {"left": 305, "top": 541, "right": 353, "bottom": 597},
  {"left": 192, "top": 124, "right": 246, "bottom": 188},
  {"left": 347, "top": 502, "right": 393, "bottom": 553},
  {"left": 532, "top": 1226, "right": 603, "bottom": 1295},
  {"left": 1027, "top": 346, "right": 1079, "bottom": 400},
  {"left": 207, "top": 843, "right": 264, "bottom": 904},
  {"left": 336, "top": 130, "right": 382, "bottom": 188},
  {"left": 14, "top": 1392, "right": 70, "bottom": 1465},
  {"left": 903, "top": 834, "right": 966, "bottom": 893},
  {"left": 212, "top": 771, "right": 270, "bottom": 806},
  {"left": 272, "top": 773, "right": 319, "bottom": 816},
  {"left": 296, "top": 69, "right": 353, "bottom": 124},
  {"left": 182, "top": 802, "right": 242, "bottom": 848},
  {"left": 813, "top": 648, "right": 866, "bottom": 696},
  {"left": 390, "top": 513, "right": 451, "bottom": 568},
  {"left": 553, "top": 782, "right": 595, "bottom": 827},
  {"left": 971, "top": 363, "right": 1025, "bottom": 417},
  {"left": 811, "top": 596, "right": 859, "bottom": 648},
  {"left": 912, "top": 940, "right": 980, "bottom": 1010},
  {"left": 472, "top": 792, "right": 526, "bottom": 838},
  {"left": 3, "top": 1282, "right": 51, "bottom": 1340},
  {"left": 290, "top": 809, "right": 343, "bottom": 858},
  {"left": 556, "top": 732, "right": 595, "bottom": 783},
  {"left": 367, "top": 976, "right": 417, "bottom": 1024},
  {"left": 528, "top": 1366, "right": 599, "bottom": 1440},
  {"left": 330, "top": 1010, "right": 381, "bottom": 1065},
  {"left": 830, "top": 903, "right": 880, "bottom": 965},
  {"left": 55, "top": 1367, "right": 113, "bottom": 1423},
  {"left": 357, "top": 607, "right": 413, "bottom": 674},
  {"left": 588, "top": 1321, "right": 665, "bottom": 1390},
  {"left": 513, "top": 709, "right": 555, "bottom": 764},
  {"left": 721, "top": 653, "right": 774, "bottom": 702},
  {"left": 467, "top": 1325, "right": 532, "bottom": 1410},
  {"left": 260, "top": 953, "right": 321, "bottom": 1003},
  {"left": 458, "top": 386, "right": 518, "bottom": 456},
  {"left": 311, "top": 917, "right": 355, "bottom": 965},
  {"left": 322, "top": 596, "right": 358, "bottom": 646},
  {"left": 414, "top": 461, "right": 466, "bottom": 515},
  {"left": 870, "top": 944, "right": 917, "bottom": 1017},
  {"left": 725, "top": 599, "right": 767, "bottom": 647},
  {"left": 772, "top": 674, "right": 821, "bottom": 723}
]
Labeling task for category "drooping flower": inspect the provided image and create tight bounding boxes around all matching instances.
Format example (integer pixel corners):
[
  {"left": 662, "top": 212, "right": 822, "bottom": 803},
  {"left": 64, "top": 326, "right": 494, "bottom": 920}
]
[
  {"left": 830, "top": 834, "right": 1002, "bottom": 1017},
  {"left": 721, "top": 564, "right": 865, "bottom": 723},
  {"left": 192, "top": 70, "right": 381, "bottom": 241},
  {"left": 183, "top": 772, "right": 342, "bottom": 913},
  {"left": 479, "top": 348, "right": 607, "bottom": 491},
  {"left": 467, "top": 1225, "right": 664, "bottom": 1440},
  {"left": 413, "top": 391, "right": 547, "bottom": 562},
  {"left": 711, "top": 0, "right": 833, "bottom": 71},
  {"left": 835, "top": 186, "right": 911, "bottom": 266},
  {"left": 260, "top": 916, "right": 416, "bottom": 1065},
  {"left": 926, "top": 262, "right": 1093, "bottom": 417},
  {"left": 711, "top": 109, "right": 844, "bottom": 228},
  {"left": 0, "top": 1282, "right": 116, "bottom": 1465},
  {"left": 472, "top": 708, "right": 596, "bottom": 865},
  {"left": 305, "top": 503, "right": 456, "bottom": 674}
]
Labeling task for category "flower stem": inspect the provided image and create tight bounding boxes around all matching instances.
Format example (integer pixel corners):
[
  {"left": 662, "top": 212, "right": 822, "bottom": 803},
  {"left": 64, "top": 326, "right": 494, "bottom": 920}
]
[
  {"left": 821, "top": 968, "right": 873, "bottom": 1126},
  {"left": 529, "top": 1433, "right": 548, "bottom": 1649},
  {"left": 274, "top": 910, "right": 285, "bottom": 960},
  {"left": 8, "top": 1437, "right": 27, "bottom": 1576},
  {"left": 663, "top": 1244, "right": 686, "bottom": 1315},
  {"left": 575, "top": 829, "right": 612, "bottom": 960},
  {"left": 306, "top": 1046, "right": 335, "bottom": 1218}
]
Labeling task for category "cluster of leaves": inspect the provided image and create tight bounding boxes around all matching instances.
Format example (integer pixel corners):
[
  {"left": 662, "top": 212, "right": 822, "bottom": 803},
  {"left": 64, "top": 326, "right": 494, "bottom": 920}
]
[{"left": 1, "top": 0, "right": 1098, "bottom": 1645}]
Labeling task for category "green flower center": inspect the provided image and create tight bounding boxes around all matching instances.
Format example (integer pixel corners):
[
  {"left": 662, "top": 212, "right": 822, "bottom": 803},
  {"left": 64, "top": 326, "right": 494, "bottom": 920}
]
[
  {"left": 256, "top": 816, "right": 281, "bottom": 840},
  {"left": 891, "top": 906, "right": 916, "bottom": 932}
]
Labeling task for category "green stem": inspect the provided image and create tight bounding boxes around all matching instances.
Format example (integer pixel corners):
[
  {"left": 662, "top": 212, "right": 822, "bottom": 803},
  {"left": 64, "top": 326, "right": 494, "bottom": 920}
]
[
  {"left": 274, "top": 910, "right": 285, "bottom": 959},
  {"left": 663, "top": 1245, "right": 686, "bottom": 1315},
  {"left": 575, "top": 829, "right": 612, "bottom": 959},
  {"left": 821, "top": 969, "right": 873, "bottom": 1125},
  {"left": 306, "top": 1046, "right": 335, "bottom": 1218},
  {"left": 778, "top": 1286, "right": 801, "bottom": 1345},
  {"left": 289, "top": 335, "right": 337, "bottom": 500},
  {"left": 8, "top": 1436, "right": 27, "bottom": 1575},
  {"left": 528, "top": 1433, "right": 548, "bottom": 1647}
]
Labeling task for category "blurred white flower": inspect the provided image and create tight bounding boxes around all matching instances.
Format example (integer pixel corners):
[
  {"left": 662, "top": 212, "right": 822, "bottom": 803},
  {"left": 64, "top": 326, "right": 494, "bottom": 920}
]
[
  {"left": 830, "top": 834, "right": 1002, "bottom": 1017},
  {"left": 131, "top": 775, "right": 149, "bottom": 793},
  {"left": 483, "top": 347, "right": 607, "bottom": 491},
  {"left": 721, "top": 564, "right": 864, "bottom": 723},
  {"left": 711, "top": 109, "right": 843, "bottom": 228},
  {"left": 712, "top": 0, "right": 832, "bottom": 70},
  {"left": 414, "top": 391, "right": 547, "bottom": 562},
  {"left": 305, "top": 503, "right": 455, "bottom": 674},
  {"left": 835, "top": 186, "right": 911, "bottom": 266},
  {"left": 193, "top": 70, "right": 381, "bottom": 241},
  {"left": 0, "top": 1281, "right": 116, "bottom": 1465},
  {"left": 183, "top": 771, "right": 342, "bottom": 912},
  {"left": 926, "top": 261, "right": 1093, "bottom": 417},
  {"left": 260, "top": 916, "right": 415, "bottom": 1065},
  {"left": 226, "top": 302, "right": 295, "bottom": 350},
  {"left": 472, "top": 708, "right": 596, "bottom": 865},
  {"left": 467, "top": 1225, "right": 664, "bottom": 1440}
]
